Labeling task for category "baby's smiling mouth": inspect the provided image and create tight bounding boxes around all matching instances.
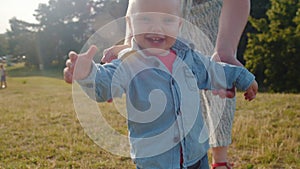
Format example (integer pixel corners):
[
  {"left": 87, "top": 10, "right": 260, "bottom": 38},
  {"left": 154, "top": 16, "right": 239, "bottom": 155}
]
[{"left": 145, "top": 34, "right": 165, "bottom": 44}]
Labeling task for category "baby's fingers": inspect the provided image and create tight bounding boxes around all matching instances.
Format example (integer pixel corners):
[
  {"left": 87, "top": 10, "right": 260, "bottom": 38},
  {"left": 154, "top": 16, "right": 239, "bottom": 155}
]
[
  {"left": 80, "top": 45, "right": 98, "bottom": 61},
  {"left": 66, "top": 59, "right": 74, "bottom": 72},
  {"left": 212, "top": 89, "right": 227, "bottom": 99},
  {"left": 244, "top": 90, "right": 256, "bottom": 101},
  {"left": 64, "top": 67, "right": 73, "bottom": 84},
  {"left": 69, "top": 51, "right": 78, "bottom": 62}
]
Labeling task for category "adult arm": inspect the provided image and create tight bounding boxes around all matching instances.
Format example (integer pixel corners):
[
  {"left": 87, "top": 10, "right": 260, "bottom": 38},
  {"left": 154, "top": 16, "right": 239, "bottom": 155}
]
[
  {"left": 211, "top": 0, "right": 251, "bottom": 97},
  {"left": 214, "top": 0, "right": 250, "bottom": 66}
]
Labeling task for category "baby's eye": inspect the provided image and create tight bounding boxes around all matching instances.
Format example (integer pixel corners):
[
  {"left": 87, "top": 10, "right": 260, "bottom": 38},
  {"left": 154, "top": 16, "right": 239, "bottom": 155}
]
[
  {"left": 163, "top": 17, "right": 177, "bottom": 23},
  {"left": 138, "top": 16, "right": 151, "bottom": 22}
]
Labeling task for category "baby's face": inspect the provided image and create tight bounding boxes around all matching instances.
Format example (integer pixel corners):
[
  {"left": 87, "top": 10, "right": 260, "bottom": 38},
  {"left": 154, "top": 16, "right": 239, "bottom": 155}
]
[{"left": 128, "top": 0, "right": 182, "bottom": 55}]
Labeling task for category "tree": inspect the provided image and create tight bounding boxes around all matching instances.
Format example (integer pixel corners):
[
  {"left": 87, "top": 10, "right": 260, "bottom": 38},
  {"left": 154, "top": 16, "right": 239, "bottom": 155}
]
[
  {"left": 244, "top": 0, "right": 300, "bottom": 92},
  {"left": 32, "top": 0, "right": 128, "bottom": 68},
  {"left": 5, "top": 0, "right": 128, "bottom": 69},
  {"left": 237, "top": 0, "right": 271, "bottom": 64},
  {"left": 0, "top": 34, "right": 9, "bottom": 56},
  {"left": 6, "top": 18, "right": 39, "bottom": 67},
  {"left": 33, "top": 0, "right": 96, "bottom": 68}
]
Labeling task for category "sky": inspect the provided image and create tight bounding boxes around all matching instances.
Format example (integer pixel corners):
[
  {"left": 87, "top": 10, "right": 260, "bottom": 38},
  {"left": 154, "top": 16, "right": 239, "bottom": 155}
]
[{"left": 0, "top": 0, "right": 49, "bottom": 34}]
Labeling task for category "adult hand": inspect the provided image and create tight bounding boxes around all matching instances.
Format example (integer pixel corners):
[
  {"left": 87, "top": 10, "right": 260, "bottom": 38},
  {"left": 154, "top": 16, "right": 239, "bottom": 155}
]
[
  {"left": 211, "top": 87, "right": 235, "bottom": 99},
  {"left": 63, "top": 45, "right": 98, "bottom": 83},
  {"left": 211, "top": 52, "right": 239, "bottom": 98},
  {"left": 101, "top": 44, "right": 130, "bottom": 63}
]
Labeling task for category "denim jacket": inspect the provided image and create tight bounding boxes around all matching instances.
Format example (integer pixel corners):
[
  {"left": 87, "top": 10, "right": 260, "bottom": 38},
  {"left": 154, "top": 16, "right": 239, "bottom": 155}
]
[{"left": 78, "top": 39, "right": 255, "bottom": 169}]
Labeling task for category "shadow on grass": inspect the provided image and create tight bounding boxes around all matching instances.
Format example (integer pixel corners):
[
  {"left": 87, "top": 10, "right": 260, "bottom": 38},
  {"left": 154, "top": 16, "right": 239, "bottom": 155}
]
[{"left": 7, "top": 63, "right": 64, "bottom": 79}]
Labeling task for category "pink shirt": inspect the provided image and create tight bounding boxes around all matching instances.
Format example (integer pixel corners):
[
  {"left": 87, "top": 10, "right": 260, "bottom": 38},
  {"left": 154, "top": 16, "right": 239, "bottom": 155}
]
[{"left": 156, "top": 50, "right": 176, "bottom": 73}]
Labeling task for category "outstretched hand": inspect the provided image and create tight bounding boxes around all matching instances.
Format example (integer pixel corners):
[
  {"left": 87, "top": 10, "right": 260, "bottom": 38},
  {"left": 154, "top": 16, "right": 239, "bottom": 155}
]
[
  {"left": 63, "top": 45, "right": 98, "bottom": 83},
  {"left": 244, "top": 80, "right": 258, "bottom": 101}
]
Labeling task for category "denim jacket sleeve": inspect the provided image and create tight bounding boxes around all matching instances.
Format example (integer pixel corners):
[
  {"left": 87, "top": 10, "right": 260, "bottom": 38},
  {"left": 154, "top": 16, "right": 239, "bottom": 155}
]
[
  {"left": 76, "top": 60, "right": 125, "bottom": 102},
  {"left": 192, "top": 51, "right": 255, "bottom": 91}
]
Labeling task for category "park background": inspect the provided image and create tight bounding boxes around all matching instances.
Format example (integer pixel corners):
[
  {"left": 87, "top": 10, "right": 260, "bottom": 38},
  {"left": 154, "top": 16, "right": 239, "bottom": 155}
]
[{"left": 0, "top": 0, "right": 299, "bottom": 168}]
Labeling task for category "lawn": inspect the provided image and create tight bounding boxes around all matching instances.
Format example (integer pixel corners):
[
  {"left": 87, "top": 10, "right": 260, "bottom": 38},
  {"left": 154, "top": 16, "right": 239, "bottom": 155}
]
[{"left": 0, "top": 64, "right": 299, "bottom": 168}]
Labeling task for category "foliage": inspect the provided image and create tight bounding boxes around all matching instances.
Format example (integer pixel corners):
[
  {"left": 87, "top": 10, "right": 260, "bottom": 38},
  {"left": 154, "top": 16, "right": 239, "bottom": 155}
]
[
  {"left": 6, "top": 18, "right": 39, "bottom": 67},
  {"left": 244, "top": 0, "right": 300, "bottom": 92},
  {"left": 237, "top": 0, "right": 271, "bottom": 64},
  {"left": 4, "top": 0, "right": 128, "bottom": 69},
  {"left": 249, "top": 0, "right": 271, "bottom": 19},
  {"left": 32, "top": 0, "right": 96, "bottom": 68},
  {"left": 0, "top": 34, "right": 9, "bottom": 56}
]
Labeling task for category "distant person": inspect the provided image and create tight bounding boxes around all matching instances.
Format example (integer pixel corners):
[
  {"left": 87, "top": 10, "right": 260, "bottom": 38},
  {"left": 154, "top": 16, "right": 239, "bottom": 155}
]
[
  {"left": 64, "top": 0, "right": 258, "bottom": 168},
  {"left": 0, "top": 64, "right": 7, "bottom": 89}
]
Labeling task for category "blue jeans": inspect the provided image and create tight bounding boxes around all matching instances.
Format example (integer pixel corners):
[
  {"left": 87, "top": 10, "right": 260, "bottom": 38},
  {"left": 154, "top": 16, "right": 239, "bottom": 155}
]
[{"left": 184, "top": 154, "right": 209, "bottom": 169}]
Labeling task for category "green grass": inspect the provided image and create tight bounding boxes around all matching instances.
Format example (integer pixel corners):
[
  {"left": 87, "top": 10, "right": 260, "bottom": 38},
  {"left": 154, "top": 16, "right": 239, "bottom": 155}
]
[{"left": 0, "top": 64, "right": 299, "bottom": 168}]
